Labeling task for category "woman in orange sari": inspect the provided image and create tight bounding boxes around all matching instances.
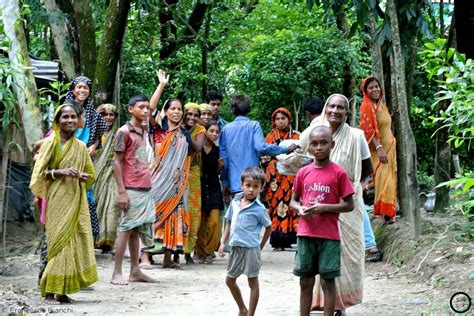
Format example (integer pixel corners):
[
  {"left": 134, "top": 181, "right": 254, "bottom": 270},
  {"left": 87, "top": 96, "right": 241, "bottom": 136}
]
[
  {"left": 359, "top": 76, "right": 397, "bottom": 224},
  {"left": 261, "top": 107, "right": 299, "bottom": 250},
  {"left": 145, "top": 98, "right": 191, "bottom": 268}
]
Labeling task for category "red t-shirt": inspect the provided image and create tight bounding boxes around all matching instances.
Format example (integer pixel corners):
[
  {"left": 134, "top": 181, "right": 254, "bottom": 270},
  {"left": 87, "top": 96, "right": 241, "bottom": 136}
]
[
  {"left": 292, "top": 162, "right": 354, "bottom": 240},
  {"left": 115, "top": 122, "right": 152, "bottom": 190}
]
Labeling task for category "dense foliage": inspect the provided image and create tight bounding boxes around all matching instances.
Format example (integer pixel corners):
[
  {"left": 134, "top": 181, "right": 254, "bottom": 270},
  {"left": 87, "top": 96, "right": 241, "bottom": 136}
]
[{"left": 420, "top": 38, "right": 474, "bottom": 217}]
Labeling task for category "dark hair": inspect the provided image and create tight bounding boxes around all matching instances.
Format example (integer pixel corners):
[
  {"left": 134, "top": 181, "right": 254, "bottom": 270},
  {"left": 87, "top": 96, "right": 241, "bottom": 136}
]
[
  {"left": 205, "top": 120, "right": 220, "bottom": 131},
  {"left": 303, "top": 96, "right": 323, "bottom": 115},
  {"left": 231, "top": 94, "right": 251, "bottom": 116},
  {"left": 128, "top": 94, "right": 149, "bottom": 108},
  {"left": 63, "top": 100, "right": 84, "bottom": 117},
  {"left": 205, "top": 91, "right": 223, "bottom": 103},
  {"left": 163, "top": 98, "right": 183, "bottom": 111},
  {"left": 55, "top": 104, "right": 79, "bottom": 124},
  {"left": 241, "top": 167, "right": 266, "bottom": 186},
  {"left": 363, "top": 77, "right": 382, "bottom": 93}
]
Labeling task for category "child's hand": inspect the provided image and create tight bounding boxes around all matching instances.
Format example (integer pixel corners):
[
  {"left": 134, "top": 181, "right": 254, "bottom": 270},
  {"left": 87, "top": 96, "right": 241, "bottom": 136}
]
[
  {"left": 308, "top": 203, "right": 323, "bottom": 215},
  {"left": 299, "top": 207, "right": 312, "bottom": 220},
  {"left": 218, "top": 243, "right": 225, "bottom": 257}
]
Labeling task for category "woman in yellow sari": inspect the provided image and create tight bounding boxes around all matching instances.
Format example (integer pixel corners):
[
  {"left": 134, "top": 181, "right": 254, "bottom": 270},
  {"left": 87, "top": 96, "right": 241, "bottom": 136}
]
[
  {"left": 359, "top": 76, "right": 397, "bottom": 224},
  {"left": 30, "top": 104, "right": 97, "bottom": 303},
  {"left": 94, "top": 104, "right": 120, "bottom": 252},
  {"left": 183, "top": 103, "right": 205, "bottom": 264}
]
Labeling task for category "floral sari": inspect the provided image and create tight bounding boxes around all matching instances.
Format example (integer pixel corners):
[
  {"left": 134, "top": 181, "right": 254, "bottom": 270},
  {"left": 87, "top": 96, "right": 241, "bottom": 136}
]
[
  {"left": 30, "top": 105, "right": 98, "bottom": 296},
  {"left": 262, "top": 107, "right": 299, "bottom": 249}
]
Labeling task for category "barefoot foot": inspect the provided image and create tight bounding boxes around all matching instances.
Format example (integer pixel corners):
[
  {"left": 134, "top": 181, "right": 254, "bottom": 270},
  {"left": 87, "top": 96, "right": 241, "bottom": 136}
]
[
  {"left": 44, "top": 294, "right": 61, "bottom": 305},
  {"left": 129, "top": 269, "right": 157, "bottom": 283},
  {"left": 111, "top": 272, "right": 128, "bottom": 285}
]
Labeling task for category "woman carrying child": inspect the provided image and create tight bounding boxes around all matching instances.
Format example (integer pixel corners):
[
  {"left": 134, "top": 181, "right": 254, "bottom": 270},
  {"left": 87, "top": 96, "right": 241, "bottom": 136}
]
[
  {"left": 195, "top": 120, "right": 224, "bottom": 263},
  {"left": 261, "top": 107, "right": 300, "bottom": 251}
]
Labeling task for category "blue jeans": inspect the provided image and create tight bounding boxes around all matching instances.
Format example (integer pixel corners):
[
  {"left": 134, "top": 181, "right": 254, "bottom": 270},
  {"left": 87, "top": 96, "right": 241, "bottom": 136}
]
[{"left": 363, "top": 203, "right": 376, "bottom": 249}]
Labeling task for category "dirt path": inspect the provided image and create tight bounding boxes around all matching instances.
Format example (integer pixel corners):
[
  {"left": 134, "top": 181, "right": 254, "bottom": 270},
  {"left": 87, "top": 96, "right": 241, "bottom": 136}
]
[{"left": 0, "top": 246, "right": 457, "bottom": 315}]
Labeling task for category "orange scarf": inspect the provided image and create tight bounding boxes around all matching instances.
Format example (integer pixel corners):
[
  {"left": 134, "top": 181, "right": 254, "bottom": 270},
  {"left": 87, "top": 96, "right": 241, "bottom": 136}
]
[{"left": 359, "top": 76, "right": 383, "bottom": 143}]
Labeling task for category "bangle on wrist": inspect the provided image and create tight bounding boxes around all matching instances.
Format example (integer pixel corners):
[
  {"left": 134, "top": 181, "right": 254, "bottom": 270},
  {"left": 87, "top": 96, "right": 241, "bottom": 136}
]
[
  {"left": 376, "top": 144, "right": 383, "bottom": 151},
  {"left": 51, "top": 169, "right": 56, "bottom": 180}
]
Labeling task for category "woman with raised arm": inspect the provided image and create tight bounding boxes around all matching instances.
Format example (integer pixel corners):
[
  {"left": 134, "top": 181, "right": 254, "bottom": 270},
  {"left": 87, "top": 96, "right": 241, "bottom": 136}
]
[{"left": 141, "top": 70, "right": 192, "bottom": 269}]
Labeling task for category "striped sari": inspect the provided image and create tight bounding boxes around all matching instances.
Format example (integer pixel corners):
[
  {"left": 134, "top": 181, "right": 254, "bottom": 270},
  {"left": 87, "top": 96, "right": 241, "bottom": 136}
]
[
  {"left": 30, "top": 106, "right": 98, "bottom": 296},
  {"left": 149, "top": 126, "right": 191, "bottom": 253},
  {"left": 93, "top": 129, "right": 120, "bottom": 250}
]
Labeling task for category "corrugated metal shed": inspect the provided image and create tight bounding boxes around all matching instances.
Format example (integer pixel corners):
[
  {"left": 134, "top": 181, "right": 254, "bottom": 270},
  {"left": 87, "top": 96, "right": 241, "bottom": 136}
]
[{"left": 0, "top": 49, "right": 60, "bottom": 82}]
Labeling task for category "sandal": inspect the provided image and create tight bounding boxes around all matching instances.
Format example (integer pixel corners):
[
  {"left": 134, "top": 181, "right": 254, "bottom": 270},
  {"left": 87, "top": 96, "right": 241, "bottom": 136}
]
[{"left": 367, "top": 249, "right": 384, "bottom": 262}]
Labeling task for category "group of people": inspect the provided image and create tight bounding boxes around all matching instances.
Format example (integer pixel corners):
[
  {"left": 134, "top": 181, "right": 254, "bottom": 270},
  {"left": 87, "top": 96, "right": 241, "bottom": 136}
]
[{"left": 30, "top": 70, "right": 398, "bottom": 316}]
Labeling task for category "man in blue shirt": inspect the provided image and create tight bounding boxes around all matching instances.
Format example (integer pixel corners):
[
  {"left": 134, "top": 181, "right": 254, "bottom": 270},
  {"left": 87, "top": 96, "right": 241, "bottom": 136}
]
[{"left": 220, "top": 94, "right": 298, "bottom": 197}]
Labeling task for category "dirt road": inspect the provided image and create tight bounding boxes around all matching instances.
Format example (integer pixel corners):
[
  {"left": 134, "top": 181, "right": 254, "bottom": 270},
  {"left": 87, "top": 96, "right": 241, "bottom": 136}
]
[{"left": 0, "top": 245, "right": 458, "bottom": 315}]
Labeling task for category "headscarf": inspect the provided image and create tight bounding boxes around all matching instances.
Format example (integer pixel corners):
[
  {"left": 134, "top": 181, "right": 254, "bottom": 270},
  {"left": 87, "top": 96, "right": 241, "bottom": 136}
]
[
  {"left": 271, "top": 107, "right": 292, "bottom": 130},
  {"left": 185, "top": 102, "right": 201, "bottom": 112},
  {"left": 199, "top": 103, "right": 211, "bottom": 112},
  {"left": 267, "top": 107, "right": 297, "bottom": 144},
  {"left": 314, "top": 93, "right": 350, "bottom": 128},
  {"left": 65, "top": 75, "right": 107, "bottom": 147},
  {"left": 359, "top": 76, "right": 383, "bottom": 143}
]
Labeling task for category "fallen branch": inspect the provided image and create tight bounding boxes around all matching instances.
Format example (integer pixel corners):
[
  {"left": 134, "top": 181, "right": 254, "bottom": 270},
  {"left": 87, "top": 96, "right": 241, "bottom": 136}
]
[{"left": 416, "top": 222, "right": 455, "bottom": 273}]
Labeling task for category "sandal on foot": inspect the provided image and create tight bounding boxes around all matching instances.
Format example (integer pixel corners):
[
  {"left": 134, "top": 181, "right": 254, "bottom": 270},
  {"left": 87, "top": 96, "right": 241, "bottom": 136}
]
[{"left": 367, "top": 249, "right": 384, "bottom": 262}]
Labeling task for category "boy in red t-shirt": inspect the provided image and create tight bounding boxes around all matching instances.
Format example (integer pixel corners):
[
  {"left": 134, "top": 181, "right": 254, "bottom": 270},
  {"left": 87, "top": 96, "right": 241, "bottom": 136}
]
[
  {"left": 290, "top": 125, "right": 355, "bottom": 316},
  {"left": 111, "top": 95, "right": 156, "bottom": 286}
]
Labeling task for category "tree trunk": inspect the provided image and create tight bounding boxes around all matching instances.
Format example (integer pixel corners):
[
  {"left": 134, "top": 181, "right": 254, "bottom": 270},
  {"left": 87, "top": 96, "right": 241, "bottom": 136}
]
[
  {"left": 201, "top": 5, "right": 212, "bottom": 101},
  {"left": 386, "top": 0, "right": 420, "bottom": 237},
  {"left": 405, "top": 37, "right": 417, "bottom": 111},
  {"left": 44, "top": 0, "right": 76, "bottom": 80},
  {"left": 0, "top": 0, "right": 44, "bottom": 233},
  {"left": 454, "top": 0, "right": 474, "bottom": 59},
  {"left": 369, "top": 11, "right": 384, "bottom": 89},
  {"left": 433, "top": 19, "right": 456, "bottom": 213},
  {"left": 93, "top": 0, "right": 131, "bottom": 105},
  {"left": 72, "top": 0, "right": 97, "bottom": 79},
  {"left": 0, "top": 0, "right": 43, "bottom": 150},
  {"left": 53, "top": 0, "right": 82, "bottom": 76}
]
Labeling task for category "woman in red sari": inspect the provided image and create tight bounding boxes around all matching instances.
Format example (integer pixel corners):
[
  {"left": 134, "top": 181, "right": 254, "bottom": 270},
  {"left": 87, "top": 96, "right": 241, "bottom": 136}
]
[
  {"left": 261, "top": 107, "right": 300, "bottom": 250},
  {"left": 359, "top": 76, "right": 397, "bottom": 224}
]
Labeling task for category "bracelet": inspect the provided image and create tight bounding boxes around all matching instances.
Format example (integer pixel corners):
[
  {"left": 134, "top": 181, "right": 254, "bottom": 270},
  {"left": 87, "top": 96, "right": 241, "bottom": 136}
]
[
  {"left": 376, "top": 144, "right": 383, "bottom": 151},
  {"left": 51, "top": 169, "right": 56, "bottom": 180}
]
